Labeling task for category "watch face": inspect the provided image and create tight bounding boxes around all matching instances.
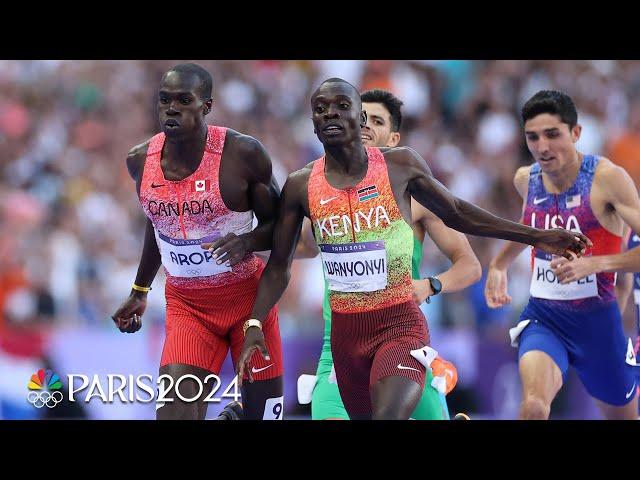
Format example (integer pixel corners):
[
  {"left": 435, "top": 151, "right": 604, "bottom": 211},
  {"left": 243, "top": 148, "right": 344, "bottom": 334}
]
[{"left": 430, "top": 277, "right": 442, "bottom": 294}]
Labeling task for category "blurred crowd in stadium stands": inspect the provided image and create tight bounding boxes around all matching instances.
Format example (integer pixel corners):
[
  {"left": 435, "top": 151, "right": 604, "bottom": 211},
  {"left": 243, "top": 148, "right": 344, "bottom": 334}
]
[{"left": 2, "top": 59, "right": 640, "bottom": 347}]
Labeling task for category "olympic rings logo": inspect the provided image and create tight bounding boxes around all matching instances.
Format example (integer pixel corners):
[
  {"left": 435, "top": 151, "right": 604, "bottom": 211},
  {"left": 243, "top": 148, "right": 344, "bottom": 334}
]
[
  {"left": 186, "top": 269, "right": 201, "bottom": 275},
  {"left": 27, "top": 390, "right": 63, "bottom": 408}
]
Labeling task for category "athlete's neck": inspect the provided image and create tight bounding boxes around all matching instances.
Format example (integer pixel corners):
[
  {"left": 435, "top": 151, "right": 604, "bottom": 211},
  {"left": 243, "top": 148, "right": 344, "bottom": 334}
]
[
  {"left": 324, "top": 141, "right": 368, "bottom": 177},
  {"left": 543, "top": 151, "right": 584, "bottom": 193},
  {"left": 163, "top": 123, "right": 208, "bottom": 170}
]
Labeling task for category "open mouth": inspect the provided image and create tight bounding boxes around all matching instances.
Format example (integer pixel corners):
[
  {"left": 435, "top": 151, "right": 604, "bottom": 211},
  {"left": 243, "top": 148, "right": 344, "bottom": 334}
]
[
  {"left": 164, "top": 119, "right": 180, "bottom": 128},
  {"left": 323, "top": 124, "right": 343, "bottom": 134},
  {"left": 361, "top": 133, "right": 373, "bottom": 141}
]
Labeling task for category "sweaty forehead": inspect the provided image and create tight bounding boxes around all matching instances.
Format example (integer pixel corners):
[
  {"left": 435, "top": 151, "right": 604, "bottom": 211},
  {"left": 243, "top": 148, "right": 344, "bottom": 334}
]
[
  {"left": 312, "top": 81, "right": 360, "bottom": 104},
  {"left": 160, "top": 71, "right": 201, "bottom": 93}
]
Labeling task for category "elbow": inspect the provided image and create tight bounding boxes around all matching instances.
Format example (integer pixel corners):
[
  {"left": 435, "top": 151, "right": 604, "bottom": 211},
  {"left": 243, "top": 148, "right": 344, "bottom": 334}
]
[
  {"left": 275, "top": 268, "right": 291, "bottom": 292},
  {"left": 469, "top": 259, "right": 482, "bottom": 285},
  {"left": 440, "top": 210, "right": 462, "bottom": 230},
  {"left": 457, "top": 254, "right": 482, "bottom": 286},
  {"left": 265, "top": 257, "right": 292, "bottom": 285},
  {"left": 440, "top": 202, "right": 471, "bottom": 233},
  {"left": 254, "top": 223, "right": 277, "bottom": 251}
]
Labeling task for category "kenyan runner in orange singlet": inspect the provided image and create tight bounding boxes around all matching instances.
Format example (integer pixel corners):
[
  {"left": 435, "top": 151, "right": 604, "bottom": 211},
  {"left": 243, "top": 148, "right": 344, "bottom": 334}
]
[{"left": 237, "top": 78, "right": 591, "bottom": 419}]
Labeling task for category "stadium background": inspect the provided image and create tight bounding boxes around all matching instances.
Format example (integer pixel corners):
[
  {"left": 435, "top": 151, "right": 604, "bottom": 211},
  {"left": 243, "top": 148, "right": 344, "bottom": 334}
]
[{"left": 1, "top": 60, "right": 639, "bottom": 419}]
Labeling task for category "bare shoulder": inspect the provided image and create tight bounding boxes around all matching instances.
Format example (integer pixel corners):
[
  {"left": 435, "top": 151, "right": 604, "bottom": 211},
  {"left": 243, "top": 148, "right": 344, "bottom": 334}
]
[
  {"left": 127, "top": 139, "right": 150, "bottom": 161},
  {"left": 281, "top": 163, "right": 314, "bottom": 213},
  {"left": 513, "top": 165, "right": 532, "bottom": 198},
  {"left": 225, "top": 128, "right": 267, "bottom": 156},
  {"left": 594, "top": 156, "right": 630, "bottom": 183},
  {"left": 126, "top": 140, "right": 150, "bottom": 181},
  {"left": 382, "top": 146, "right": 432, "bottom": 180},
  {"left": 287, "top": 162, "right": 314, "bottom": 189},
  {"left": 224, "top": 129, "right": 272, "bottom": 181},
  {"left": 593, "top": 157, "right": 640, "bottom": 207},
  {"left": 225, "top": 129, "right": 269, "bottom": 163},
  {"left": 381, "top": 146, "right": 421, "bottom": 166}
]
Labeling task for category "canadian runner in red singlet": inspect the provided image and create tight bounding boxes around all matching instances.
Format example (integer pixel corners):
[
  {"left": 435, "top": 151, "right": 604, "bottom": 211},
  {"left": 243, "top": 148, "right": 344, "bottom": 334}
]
[
  {"left": 236, "top": 78, "right": 590, "bottom": 420},
  {"left": 111, "top": 64, "right": 284, "bottom": 420}
]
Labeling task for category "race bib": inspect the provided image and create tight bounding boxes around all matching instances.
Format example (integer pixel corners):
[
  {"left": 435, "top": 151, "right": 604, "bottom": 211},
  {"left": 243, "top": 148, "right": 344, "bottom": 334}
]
[
  {"left": 263, "top": 396, "right": 284, "bottom": 420},
  {"left": 529, "top": 253, "right": 597, "bottom": 300},
  {"left": 155, "top": 231, "right": 232, "bottom": 278},
  {"left": 319, "top": 241, "right": 387, "bottom": 293}
]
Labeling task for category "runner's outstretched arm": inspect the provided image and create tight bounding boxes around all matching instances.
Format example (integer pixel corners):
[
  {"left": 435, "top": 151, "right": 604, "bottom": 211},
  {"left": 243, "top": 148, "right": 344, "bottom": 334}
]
[{"left": 397, "top": 148, "right": 591, "bottom": 260}]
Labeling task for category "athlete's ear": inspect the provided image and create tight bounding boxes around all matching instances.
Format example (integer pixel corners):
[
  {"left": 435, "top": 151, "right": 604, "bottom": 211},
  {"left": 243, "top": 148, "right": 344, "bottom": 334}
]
[
  {"left": 571, "top": 123, "right": 582, "bottom": 143},
  {"left": 387, "top": 131, "right": 401, "bottom": 148},
  {"left": 360, "top": 110, "right": 367, "bottom": 128},
  {"left": 203, "top": 98, "right": 213, "bottom": 116}
]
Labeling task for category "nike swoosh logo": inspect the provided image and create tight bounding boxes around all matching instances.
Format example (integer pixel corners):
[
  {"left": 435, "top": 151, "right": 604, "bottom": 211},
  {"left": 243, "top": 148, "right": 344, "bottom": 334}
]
[
  {"left": 397, "top": 364, "right": 422, "bottom": 373},
  {"left": 151, "top": 183, "right": 166, "bottom": 188},
  {"left": 625, "top": 383, "right": 636, "bottom": 399},
  {"left": 533, "top": 197, "right": 548, "bottom": 205},
  {"left": 251, "top": 364, "right": 273, "bottom": 374},
  {"left": 320, "top": 196, "right": 338, "bottom": 206}
]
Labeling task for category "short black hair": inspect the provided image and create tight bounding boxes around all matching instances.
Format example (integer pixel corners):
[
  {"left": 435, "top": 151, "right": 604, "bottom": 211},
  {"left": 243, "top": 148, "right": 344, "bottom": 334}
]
[
  {"left": 321, "top": 77, "right": 358, "bottom": 91},
  {"left": 361, "top": 89, "right": 403, "bottom": 132},
  {"left": 521, "top": 90, "right": 577, "bottom": 129},
  {"left": 313, "top": 78, "right": 361, "bottom": 108},
  {"left": 164, "top": 63, "right": 212, "bottom": 101}
]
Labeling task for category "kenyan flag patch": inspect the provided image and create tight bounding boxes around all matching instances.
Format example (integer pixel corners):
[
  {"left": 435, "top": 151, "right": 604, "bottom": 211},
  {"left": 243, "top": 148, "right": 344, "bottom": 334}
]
[{"left": 357, "top": 185, "right": 379, "bottom": 202}]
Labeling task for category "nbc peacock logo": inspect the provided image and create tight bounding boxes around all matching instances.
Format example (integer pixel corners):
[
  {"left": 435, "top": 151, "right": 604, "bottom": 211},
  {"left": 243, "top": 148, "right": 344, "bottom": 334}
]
[{"left": 27, "top": 369, "right": 64, "bottom": 409}]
